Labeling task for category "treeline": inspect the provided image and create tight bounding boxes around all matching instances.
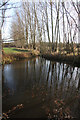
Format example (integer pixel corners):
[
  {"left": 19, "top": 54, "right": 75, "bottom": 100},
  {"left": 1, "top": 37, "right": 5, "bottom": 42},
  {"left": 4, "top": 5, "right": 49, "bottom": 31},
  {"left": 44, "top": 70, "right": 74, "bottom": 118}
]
[{"left": 10, "top": 0, "right": 80, "bottom": 55}]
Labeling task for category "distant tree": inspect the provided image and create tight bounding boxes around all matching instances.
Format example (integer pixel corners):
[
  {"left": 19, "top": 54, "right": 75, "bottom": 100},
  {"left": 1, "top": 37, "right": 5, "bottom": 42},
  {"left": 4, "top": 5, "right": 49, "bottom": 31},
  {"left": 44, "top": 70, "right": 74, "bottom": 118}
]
[{"left": 11, "top": 11, "right": 25, "bottom": 48}]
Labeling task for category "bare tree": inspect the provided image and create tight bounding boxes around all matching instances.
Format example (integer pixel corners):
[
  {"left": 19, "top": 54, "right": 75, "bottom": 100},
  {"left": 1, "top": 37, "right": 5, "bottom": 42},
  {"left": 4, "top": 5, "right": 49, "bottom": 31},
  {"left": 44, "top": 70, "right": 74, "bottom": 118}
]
[
  {"left": 50, "top": 0, "right": 54, "bottom": 43},
  {"left": 55, "top": 1, "right": 60, "bottom": 52},
  {"left": 45, "top": 1, "right": 50, "bottom": 43},
  {"left": 11, "top": 11, "right": 25, "bottom": 48}
]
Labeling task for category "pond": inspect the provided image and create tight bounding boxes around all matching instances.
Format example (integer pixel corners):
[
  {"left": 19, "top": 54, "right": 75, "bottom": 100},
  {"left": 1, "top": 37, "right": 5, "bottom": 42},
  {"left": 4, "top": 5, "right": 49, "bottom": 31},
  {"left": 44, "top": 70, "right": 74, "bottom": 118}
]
[{"left": 2, "top": 57, "right": 80, "bottom": 119}]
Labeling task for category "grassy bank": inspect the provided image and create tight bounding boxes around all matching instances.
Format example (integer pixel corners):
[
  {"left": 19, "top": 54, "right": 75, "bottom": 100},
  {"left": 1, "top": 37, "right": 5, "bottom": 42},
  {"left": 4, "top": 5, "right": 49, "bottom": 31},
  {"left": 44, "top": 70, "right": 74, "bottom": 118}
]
[
  {"left": 42, "top": 53, "right": 80, "bottom": 67},
  {"left": 2, "top": 47, "right": 40, "bottom": 64},
  {"left": 3, "top": 47, "right": 80, "bottom": 66},
  {"left": 3, "top": 47, "right": 29, "bottom": 54}
]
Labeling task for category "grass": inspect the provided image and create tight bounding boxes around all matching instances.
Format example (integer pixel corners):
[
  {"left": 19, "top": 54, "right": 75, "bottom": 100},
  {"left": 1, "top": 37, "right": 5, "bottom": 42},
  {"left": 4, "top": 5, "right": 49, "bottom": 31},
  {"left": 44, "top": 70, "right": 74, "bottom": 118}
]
[
  {"left": 3, "top": 47, "right": 29, "bottom": 54},
  {"left": 2, "top": 47, "right": 39, "bottom": 64},
  {"left": 2, "top": 47, "right": 32, "bottom": 64}
]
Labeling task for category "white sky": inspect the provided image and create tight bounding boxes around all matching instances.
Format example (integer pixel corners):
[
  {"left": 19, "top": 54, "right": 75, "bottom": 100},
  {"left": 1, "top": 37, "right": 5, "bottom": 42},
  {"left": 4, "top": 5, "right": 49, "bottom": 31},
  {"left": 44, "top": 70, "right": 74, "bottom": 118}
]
[
  {"left": 2, "top": 0, "right": 21, "bottom": 41},
  {"left": 1, "top": 0, "right": 79, "bottom": 43}
]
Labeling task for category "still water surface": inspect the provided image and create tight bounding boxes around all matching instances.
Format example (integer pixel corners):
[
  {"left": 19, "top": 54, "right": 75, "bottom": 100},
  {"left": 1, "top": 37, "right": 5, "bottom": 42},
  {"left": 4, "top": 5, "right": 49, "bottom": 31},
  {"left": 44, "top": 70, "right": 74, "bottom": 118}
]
[{"left": 2, "top": 57, "right": 80, "bottom": 118}]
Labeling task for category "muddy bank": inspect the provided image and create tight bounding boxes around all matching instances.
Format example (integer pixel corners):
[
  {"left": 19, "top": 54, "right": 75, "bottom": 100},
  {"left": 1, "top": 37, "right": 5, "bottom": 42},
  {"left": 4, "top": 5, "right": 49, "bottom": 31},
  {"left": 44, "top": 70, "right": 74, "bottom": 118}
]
[{"left": 42, "top": 53, "right": 80, "bottom": 67}]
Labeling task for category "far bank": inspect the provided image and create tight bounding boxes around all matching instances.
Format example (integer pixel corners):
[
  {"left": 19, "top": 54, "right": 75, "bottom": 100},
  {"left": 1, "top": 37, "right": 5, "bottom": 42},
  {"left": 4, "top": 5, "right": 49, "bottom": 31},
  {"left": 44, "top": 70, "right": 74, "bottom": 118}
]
[{"left": 42, "top": 53, "right": 80, "bottom": 67}]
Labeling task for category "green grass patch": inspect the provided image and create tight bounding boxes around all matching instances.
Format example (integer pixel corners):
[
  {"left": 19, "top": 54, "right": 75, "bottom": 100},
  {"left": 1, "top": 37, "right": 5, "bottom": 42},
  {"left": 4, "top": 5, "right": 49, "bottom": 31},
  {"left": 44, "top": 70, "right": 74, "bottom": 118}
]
[{"left": 3, "top": 47, "right": 29, "bottom": 54}]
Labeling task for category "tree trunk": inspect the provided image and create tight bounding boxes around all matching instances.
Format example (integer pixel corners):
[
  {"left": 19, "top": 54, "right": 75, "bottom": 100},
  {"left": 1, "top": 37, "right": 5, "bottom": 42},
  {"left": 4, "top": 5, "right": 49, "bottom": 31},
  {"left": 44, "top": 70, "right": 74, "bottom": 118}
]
[
  {"left": 0, "top": 29, "right": 2, "bottom": 64},
  {"left": 78, "top": 12, "right": 80, "bottom": 55},
  {"left": 45, "top": 2, "right": 50, "bottom": 43},
  {"left": 50, "top": 1, "right": 53, "bottom": 43},
  {"left": 78, "top": 2, "right": 80, "bottom": 44},
  {"left": 33, "top": 3, "right": 36, "bottom": 50}
]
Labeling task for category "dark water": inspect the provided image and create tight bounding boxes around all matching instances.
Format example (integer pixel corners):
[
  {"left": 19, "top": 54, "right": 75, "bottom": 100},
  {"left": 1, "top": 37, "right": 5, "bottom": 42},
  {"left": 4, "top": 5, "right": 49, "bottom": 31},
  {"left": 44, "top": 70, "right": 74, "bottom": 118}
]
[{"left": 2, "top": 57, "right": 80, "bottom": 119}]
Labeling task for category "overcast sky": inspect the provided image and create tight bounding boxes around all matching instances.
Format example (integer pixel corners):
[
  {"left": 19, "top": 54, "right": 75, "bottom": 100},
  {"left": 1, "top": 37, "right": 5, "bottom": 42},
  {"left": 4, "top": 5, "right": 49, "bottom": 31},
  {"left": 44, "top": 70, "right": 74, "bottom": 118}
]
[
  {"left": 2, "top": 0, "right": 21, "bottom": 41},
  {"left": 1, "top": 0, "right": 79, "bottom": 43}
]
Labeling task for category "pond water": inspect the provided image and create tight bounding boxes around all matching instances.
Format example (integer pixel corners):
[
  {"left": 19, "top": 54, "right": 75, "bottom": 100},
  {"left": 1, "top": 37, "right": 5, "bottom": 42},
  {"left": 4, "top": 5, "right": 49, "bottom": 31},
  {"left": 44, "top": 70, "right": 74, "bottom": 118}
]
[{"left": 2, "top": 57, "right": 80, "bottom": 119}]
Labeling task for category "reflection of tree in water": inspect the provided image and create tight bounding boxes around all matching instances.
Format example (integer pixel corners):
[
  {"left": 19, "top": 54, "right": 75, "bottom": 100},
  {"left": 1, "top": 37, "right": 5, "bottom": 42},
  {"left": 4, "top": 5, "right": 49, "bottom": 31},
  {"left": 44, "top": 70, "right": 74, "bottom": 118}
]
[
  {"left": 42, "top": 59, "right": 80, "bottom": 119},
  {"left": 78, "top": 78, "right": 80, "bottom": 90},
  {"left": 77, "top": 68, "right": 80, "bottom": 90},
  {"left": 3, "top": 58, "right": 80, "bottom": 119}
]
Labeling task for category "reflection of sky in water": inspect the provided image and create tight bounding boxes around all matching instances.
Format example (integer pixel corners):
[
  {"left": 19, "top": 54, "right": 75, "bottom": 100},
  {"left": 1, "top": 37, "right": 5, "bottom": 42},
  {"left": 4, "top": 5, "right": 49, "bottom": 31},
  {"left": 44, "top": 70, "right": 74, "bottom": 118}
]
[
  {"left": 4, "top": 65, "right": 16, "bottom": 90},
  {"left": 3, "top": 58, "right": 80, "bottom": 93}
]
